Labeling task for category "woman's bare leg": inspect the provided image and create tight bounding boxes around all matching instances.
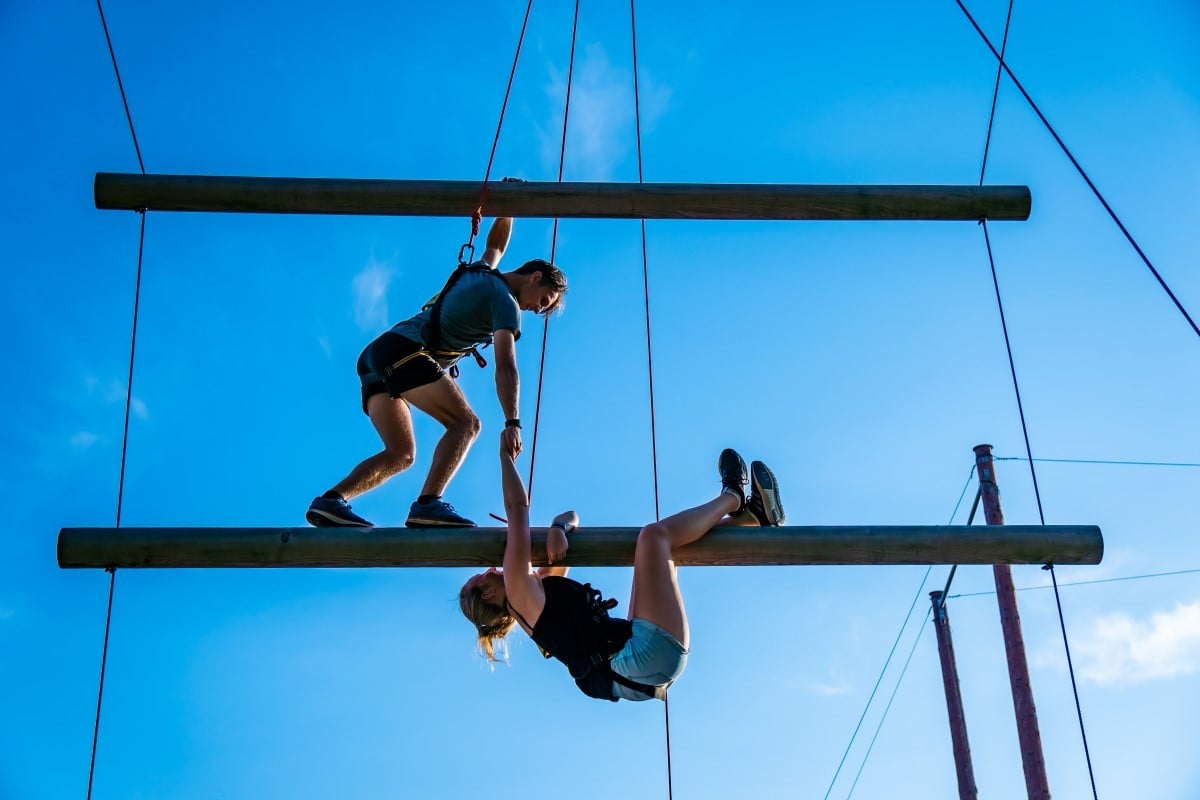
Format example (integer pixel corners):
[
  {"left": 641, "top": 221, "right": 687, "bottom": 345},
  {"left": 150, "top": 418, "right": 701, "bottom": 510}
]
[{"left": 628, "top": 491, "right": 740, "bottom": 648}]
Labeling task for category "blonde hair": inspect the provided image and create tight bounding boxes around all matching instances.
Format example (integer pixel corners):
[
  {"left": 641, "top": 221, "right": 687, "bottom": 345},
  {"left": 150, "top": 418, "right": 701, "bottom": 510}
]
[{"left": 459, "top": 582, "right": 517, "bottom": 663}]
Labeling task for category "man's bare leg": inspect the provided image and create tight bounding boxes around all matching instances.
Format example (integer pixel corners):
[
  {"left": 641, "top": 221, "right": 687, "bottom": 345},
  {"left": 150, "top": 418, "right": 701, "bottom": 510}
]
[
  {"left": 330, "top": 393, "right": 418, "bottom": 499},
  {"left": 401, "top": 376, "right": 480, "bottom": 497}
]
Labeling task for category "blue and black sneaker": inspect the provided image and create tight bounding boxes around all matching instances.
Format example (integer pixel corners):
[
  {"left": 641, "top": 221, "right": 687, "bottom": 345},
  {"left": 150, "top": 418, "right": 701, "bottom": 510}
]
[
  {"left": 406, "top": 498, "right": 476, "bottom": 528},
  {"left": 718, "top": 448, "right": 749, "bottom": 513},
  {"left": 747, "top": 460, "right": 785, "bottom": 527},
  {"left": 306, "top": 496, "right": 373, "bottom": 528}
]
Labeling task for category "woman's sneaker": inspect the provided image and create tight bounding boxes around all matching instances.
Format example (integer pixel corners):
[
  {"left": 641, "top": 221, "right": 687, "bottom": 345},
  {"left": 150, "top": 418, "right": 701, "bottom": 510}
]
[
  {"left": 306, "top": 496, "right": 373, "bottom": 528},
  {"left": 747, "top": 461, "right": 785, "bottom": 526},
  {"left": 718, "top": 448, "right": 749, "bottom": 513}
]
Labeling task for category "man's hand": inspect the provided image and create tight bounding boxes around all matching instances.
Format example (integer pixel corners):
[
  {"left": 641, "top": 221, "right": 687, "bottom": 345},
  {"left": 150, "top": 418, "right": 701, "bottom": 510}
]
[
  {"left": 546, "top": 525, "right": 568, "bottom": 564},
  {"left": 501, "top": 425, "right": 522, "bottom": 459}
]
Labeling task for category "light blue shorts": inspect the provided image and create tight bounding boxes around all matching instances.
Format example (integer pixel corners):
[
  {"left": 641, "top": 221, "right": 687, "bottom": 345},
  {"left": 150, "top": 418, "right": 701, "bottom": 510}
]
[{"left": 609, "top": 618, "right": 690, "bottom": 701}]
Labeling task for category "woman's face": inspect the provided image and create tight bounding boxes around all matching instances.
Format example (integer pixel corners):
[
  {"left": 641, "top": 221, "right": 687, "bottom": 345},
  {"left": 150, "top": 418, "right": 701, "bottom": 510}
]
[{"left": 465, "top": 567, "right": 504, "bottom": 604}]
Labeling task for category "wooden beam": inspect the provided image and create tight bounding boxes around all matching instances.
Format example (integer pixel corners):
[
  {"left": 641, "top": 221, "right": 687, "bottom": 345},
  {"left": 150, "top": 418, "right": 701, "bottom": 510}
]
[
  {"left": 58, "top": 525, "right": 1100, "bottom": 569},
  {"left": 94, "top": 173, "right": 1032, "bottom": 221}
]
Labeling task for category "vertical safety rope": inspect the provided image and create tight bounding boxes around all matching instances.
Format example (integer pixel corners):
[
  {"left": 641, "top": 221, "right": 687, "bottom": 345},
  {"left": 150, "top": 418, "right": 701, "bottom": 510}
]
[
  {"left": 954, "top": 0, "right": 1200, "bottom": 342},
  {"left": 460, "top": 0, "right": 535, "bottom": 260},
  {"left": 628, "top": 4, "right": 671, "bottom": 798},
  {"left": 630, "top": 0, "right": 661, "bottom": 523},
  {"left": 1048, "top": 565, "right": 1099, "bottom": 799},
  {"left": 95, "top": 0, "right": 145, "bottom": 174},
  {"left": 91, "top": 3, "right": 149, "bottom": 797},
  {"left": 526, "top": 0, "right": 580, "bottom": 499},
  {"left": 972, "top": 4, "right": 1098, "bottom": 796}
]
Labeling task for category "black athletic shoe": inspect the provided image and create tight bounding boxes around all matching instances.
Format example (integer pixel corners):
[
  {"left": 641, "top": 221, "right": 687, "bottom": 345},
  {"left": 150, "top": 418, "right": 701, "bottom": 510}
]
[
  {"left": 306, "top": 496, "right": 374, "bottom": 528},
  {"left": 719, "top": 448, "right": 749, "bottom": 513},
  {"left": 406, "top": 499, "right": 476, "bottom": 528},
  {"left": 747, "top": 460, "right": 785, "bottom": 526}
]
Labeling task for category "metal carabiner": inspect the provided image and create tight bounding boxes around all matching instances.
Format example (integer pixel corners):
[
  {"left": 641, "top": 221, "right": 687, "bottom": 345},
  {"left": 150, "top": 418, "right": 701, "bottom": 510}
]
[{"left": 458, "top": 242, "right": 475, "bottom": 266}]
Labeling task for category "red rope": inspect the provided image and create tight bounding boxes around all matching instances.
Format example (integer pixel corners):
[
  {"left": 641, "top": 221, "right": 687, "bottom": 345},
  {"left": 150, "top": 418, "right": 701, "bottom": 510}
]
[
  {"left": 525, "top": 0, "right": 580, "bottom": 500},
  {"left": 463, "top": 0, "right": 535, "bottom": 255}
]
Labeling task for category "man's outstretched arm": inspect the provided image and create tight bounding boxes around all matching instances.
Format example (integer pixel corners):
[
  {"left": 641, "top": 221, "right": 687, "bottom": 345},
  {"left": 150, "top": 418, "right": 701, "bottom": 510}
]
[{"left": 493, "top": 328, "right": 522, "bottom": 458}]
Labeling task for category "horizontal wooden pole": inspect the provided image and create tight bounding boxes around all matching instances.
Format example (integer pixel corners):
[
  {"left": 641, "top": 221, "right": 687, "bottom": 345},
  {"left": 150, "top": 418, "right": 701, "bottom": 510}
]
[
  {"left": 94, "top": 173, "right": 1032, "bottom": 221},
  {"left": 58, "top": 525, "right": 1101, "bottom": 568}
]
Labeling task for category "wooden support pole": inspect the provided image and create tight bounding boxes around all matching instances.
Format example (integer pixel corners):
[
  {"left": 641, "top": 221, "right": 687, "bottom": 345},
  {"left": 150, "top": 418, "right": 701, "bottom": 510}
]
[
  {"left": 930, "top": 591, "right": 979, "bottom": 800},
  {"left": 94, "top": 173, "right": 1032, "bottom": 221},
  {"left": 58, "top": 524, "right": 1101, "bottom": 569},
  {"left": 975, "top": 444, "right": 1052, "bottom": 800}
]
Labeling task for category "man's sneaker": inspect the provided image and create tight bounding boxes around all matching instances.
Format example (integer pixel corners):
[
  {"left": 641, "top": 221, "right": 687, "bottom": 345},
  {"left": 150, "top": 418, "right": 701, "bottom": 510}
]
[
  {"left": 306, "top": 496, "right": 373, "bottom": 528},
  {"left": 406, "top": 499, "right": 476, "bottom": 528},
  {"left": 719, "top": 448, "right": 749, "bottom": 513},
  {"left": 747, "top": 460, "right": 785, "bottom": 526}
]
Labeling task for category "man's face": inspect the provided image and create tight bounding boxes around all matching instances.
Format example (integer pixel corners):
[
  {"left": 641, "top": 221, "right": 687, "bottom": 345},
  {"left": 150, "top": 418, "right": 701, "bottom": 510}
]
[{"left": 518, "top": 272, "right": 560, "bottom": 314}]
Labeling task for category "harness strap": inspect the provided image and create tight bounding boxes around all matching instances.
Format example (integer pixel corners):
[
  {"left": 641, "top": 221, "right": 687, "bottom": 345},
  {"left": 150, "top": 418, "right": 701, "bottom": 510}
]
[
  {"left": 422, "top": 262, "right": 508, "bottom": 362},
  {"left": 608, "top": 667, "right": 668, "bottom": 701}
]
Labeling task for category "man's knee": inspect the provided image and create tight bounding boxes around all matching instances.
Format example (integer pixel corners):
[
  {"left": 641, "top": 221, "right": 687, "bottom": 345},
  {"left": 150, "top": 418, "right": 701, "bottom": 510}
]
[
  {"left": 450, "top": 410, "right": 482, "bottom": 440},
  {"left": 380, "top": 448, "right": 416, "bottom": 474}
]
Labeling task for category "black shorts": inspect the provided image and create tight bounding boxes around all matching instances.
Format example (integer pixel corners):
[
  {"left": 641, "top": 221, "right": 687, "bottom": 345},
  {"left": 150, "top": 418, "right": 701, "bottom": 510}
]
[{"left": 356, "top": 332, "right": 445, "bottom": 414}]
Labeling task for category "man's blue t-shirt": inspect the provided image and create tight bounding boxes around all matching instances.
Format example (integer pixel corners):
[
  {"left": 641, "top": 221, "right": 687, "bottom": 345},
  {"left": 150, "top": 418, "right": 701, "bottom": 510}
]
[{"left": 390, "top": 263, "right": 521, "bottom": 366}]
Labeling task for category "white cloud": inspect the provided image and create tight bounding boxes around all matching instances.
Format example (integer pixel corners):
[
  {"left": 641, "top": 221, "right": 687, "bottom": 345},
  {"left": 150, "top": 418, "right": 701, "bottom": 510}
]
[
  {"left": 70, "top": 431, "right": 100, "bottom": 449},
  {"left": 539, "top": 44, "right": 671, "bottom": 181},
  {"left": 352, "top": 259, "right": 394, "bottom": 333},
  {"left": 317, "top": 335, "right": 333, "bottom": 361},
  {"left": 95, "top": 378, "right": 149, "bottom": 419},
  {"left": 1072, "top": 600, "right": 1200, "bottom": 686}
]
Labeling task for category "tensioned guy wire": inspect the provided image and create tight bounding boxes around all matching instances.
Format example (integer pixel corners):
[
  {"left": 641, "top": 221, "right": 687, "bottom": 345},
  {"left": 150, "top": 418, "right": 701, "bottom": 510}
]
[
  {"left": 822, "top": 463, "right": 978, "bottom": 799},
  {"left": 954, "top": 0, "right": 1200, "bottom": 342}
]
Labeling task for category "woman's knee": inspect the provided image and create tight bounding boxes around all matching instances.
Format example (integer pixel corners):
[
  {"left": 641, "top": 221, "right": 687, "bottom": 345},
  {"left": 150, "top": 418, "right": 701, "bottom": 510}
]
[{"left": 637, "top": 522, "right": 670, "bottom": 548}]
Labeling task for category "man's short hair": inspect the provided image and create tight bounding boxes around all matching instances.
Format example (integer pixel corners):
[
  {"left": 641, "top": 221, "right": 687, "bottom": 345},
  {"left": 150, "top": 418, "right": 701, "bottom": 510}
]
[{"left": 511, "top": 258, "right": 568, "bottom": 312}]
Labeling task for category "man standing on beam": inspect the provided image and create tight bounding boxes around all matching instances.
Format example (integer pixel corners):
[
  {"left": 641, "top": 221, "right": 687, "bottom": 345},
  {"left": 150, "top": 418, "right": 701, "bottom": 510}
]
[{"left": 306, "top": 214, "right": 568, "bottom": 529}]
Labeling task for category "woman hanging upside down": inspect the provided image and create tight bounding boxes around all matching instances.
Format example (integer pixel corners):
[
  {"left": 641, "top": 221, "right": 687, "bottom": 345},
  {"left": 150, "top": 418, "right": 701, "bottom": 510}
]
[{"left": 459, "top": 439, "right": 785, "bottom": 702}]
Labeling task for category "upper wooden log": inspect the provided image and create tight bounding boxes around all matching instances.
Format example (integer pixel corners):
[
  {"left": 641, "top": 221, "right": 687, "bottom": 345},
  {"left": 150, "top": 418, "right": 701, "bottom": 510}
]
[
  {"left": 94, "top": 173, "right": 1032, "bottom": 221},
  {"left": 58, "top": 525, "right": 1100, "bottom": 569}
]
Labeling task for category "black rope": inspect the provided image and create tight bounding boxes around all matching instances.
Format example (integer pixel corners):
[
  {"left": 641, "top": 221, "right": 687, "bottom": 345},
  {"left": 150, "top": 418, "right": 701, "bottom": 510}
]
[
  {"left": 85, "top": 568, "right": 117, "bottom": 800},
  {"left": 95, "top": 0, "right": 145, "bottom": 174},
  {"left": 629, "top": 4, "right": 670, "bottom": 797},
  {"left": 954, "top": 0, "right": 1200, "bottom": 342},
  {"left": 938, "top": 486, "right": 982, "bottom": 610},
  {"left": 977, "top": 0, "right": 1014, "bottom": 185},
  {"left": 91, "top": 3, "right": 150, "bottom": 793},
  {"left": 972, "top": 0, "right": 1046, "bottom": 525},
  {"left": 629, "top": 0, "right": 660, "bottom": 524},
  {"left": 1047, "top": 566, "right": 1101, "bottom": 800},
  {"left": 971, "top": 7, "right": 1097, "bottom": 789},
  {"left": 981, "top": 223, "right": 1046, "bottom": 522},
  {"left": 525, "top": 0, "right": 580, "bottom": 500}
]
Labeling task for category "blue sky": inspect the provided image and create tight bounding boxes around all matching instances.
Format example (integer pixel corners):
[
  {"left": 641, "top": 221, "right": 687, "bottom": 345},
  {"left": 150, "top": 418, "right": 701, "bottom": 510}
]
[{"left": 3, "top": 1, "right": 1199, "bottom": 798}]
